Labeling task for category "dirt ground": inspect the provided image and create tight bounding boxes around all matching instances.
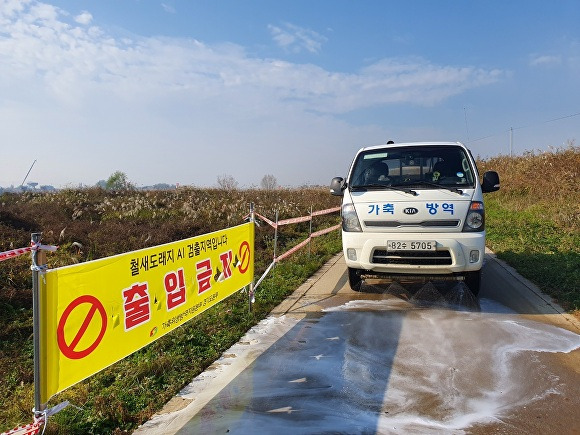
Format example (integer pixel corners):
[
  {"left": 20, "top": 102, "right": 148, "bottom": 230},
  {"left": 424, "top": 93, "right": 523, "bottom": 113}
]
[{"left": 469, "top": 351, "right": 580, "bottom": 435}]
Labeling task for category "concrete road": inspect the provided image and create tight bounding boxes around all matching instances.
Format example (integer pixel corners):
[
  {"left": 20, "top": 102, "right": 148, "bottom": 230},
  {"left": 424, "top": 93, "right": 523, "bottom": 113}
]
[{"left": 136, "top": 252, "right": 580, "bottom": 434}]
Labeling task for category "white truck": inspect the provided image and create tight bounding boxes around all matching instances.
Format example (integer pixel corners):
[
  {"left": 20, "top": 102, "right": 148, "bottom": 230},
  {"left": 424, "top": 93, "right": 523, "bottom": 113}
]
[{"left": 330, "top": 141, "right": 500, "bottom": 295}]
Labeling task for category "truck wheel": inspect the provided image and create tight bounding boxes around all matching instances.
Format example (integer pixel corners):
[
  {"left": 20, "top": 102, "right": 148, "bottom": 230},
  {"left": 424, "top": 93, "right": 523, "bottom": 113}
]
[
  {"left": 348, "top": 267, "right": 363, "bottom": 291},
  {"left": 464, "top": 270, "right": 481, "bottom": 296}
]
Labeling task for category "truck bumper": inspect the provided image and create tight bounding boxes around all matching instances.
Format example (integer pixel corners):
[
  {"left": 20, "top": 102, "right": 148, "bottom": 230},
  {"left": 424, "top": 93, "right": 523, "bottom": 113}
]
[{"left": 342, "top": 231, "right": 485, "bottom": 275}]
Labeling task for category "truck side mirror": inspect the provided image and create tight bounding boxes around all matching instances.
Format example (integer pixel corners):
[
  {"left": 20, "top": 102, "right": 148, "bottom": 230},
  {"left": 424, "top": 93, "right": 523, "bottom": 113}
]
[
  {"left": 330, "top": 177, "right": 345, "bottom": 196},
  {"left": 482, "top": 171, "right": 500, "bottom": 193}
]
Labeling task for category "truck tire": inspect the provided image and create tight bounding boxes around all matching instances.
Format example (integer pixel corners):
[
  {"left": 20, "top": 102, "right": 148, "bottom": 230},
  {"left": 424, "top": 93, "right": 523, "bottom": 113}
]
[
  {"left": 464, "top": 270, "right": 481, "bottom": 296},
  {"left": 348, "top": 267, "right": 363, "bottom": 291}
]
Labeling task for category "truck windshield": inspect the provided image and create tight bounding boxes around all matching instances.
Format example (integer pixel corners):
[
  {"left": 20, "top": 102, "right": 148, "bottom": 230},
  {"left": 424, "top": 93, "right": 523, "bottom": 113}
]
[{"left": 349, "top": 145, "right": 475, "bottom": 189}]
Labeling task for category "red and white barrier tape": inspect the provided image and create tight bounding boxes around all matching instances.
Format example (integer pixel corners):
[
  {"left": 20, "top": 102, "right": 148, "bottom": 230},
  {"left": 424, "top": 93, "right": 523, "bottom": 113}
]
[
  {"left": 274, "top": 224, "right": 340, "bottom": 262},
  {"left": 253, "top": 212, "right": 277, "bottom": 229},
  {"left": 277, "top": 215, "right": 311, "bottom": 226},
  {"left": 1, "top": 421, "right": 42, "bottom": 435},
  {"left": 275, "top": 238, "right": 311, "bottom": 262},
  {"left": 254, "top": 207, "right": 339, "bottom": 229},
  {"left": 253, "top": 222, "right": 340, "bottom": 292},
  {"left": 311, "top": 224, "right": 341, "bottom": 238},
  {"left": 311, "top": 206, "right": 340, "bottom": 217},
  {"left": 0, "top": 247, "right": 32, "bottom": 262},
  {"left": 0, "top": 243, "right": 58, "bottom": 263}
]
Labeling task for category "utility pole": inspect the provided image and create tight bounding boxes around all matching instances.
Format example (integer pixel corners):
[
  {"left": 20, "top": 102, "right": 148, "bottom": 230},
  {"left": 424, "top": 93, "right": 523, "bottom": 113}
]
[{"left": 509, "top": 127, "right": 513, "bottom": 157}]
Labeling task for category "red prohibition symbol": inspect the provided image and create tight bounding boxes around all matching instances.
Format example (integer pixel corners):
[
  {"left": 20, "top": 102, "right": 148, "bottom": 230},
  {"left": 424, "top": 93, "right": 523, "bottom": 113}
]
[
  {"left": 238, "top": 241, "right": 251, "bottom": 274},
  {"left": 57, "top": 295, "right": 108, "bottom": 360}
]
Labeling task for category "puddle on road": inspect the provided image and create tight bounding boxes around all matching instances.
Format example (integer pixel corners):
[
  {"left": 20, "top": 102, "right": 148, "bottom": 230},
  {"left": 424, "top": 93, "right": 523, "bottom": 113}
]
[{"left": 327, "top": 299, "right": 580, "bottom": 433}]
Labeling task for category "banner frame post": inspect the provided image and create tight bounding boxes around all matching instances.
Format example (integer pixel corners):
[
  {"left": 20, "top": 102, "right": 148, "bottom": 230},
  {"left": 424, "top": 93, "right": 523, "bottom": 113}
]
[
  {"left": 271, "top": 209, "right": 279, "bottom": 282},
  {"left": 31, "top": 232, "right": 46, "bottom": 420},
  {"left": 248, "top": 203, "right": 255, "bottom": 313},
  {"left": 273, "top": 210, "right": 279, "bottom": 263},
  {"left": 308, "top": 206, "right": 313, "bottom": 257}
]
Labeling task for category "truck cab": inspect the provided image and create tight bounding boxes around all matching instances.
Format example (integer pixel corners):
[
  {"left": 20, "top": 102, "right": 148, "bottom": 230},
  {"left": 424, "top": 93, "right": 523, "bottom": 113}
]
[{"left": 330, "top": 141, "right": 500, "bottom": 295}]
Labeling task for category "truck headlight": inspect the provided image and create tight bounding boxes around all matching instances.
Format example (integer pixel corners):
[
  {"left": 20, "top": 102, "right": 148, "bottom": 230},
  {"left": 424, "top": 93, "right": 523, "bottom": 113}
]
[
  {"left": 342, "top": 203, "right": 362, "bottom": 232},
  {"left": 463, "top": 201, "right": 485, "bottom": 232}
]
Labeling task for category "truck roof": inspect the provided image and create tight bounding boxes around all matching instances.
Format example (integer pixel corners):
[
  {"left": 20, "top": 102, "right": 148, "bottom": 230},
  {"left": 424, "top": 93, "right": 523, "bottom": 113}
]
[{"left": 359, "top": 141, "right": 465, "bottom": 152}]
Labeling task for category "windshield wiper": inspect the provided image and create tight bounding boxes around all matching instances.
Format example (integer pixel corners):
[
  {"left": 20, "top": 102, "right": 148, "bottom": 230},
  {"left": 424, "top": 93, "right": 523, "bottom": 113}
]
[
  {"left": 350, "top": 183, "right": 418, "bottom": 196},
  {"left": 393, "top": 180, "right": 464, "bottom": 195}
]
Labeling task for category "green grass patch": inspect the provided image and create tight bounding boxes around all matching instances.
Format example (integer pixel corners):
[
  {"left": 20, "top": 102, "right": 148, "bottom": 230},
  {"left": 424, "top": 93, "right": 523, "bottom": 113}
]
[
  {"left": 485, "top": 196, "right": 580, "bottom": 310},
  {"left": 0, "top": 230, "right": 342, "bottom": 433}
]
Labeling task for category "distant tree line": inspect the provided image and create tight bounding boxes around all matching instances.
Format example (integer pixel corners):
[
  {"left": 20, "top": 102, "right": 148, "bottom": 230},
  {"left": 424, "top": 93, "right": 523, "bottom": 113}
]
[{"left": 1, "top": 172, "right": 281, "bottom": 193}]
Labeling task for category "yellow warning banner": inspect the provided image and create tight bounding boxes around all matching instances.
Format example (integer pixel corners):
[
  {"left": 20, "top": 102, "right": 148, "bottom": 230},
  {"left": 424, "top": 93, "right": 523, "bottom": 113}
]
[{"left": 39, "top": 222, "right": 254, "bottom": 403}]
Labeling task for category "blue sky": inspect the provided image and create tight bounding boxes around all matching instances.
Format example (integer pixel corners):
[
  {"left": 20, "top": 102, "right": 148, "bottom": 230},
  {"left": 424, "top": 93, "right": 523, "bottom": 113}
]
[{"left": 1, "top": 0, "right": 578, "bottom": 188}]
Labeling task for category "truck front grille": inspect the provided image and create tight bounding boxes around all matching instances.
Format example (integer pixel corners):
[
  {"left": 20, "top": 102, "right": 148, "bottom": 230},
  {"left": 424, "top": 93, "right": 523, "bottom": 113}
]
[
  {"left": 364, "top": 220, "right": 460, "bottom": 228},
  {"left": 372, "top": 249, "right": 452, "bottom": 266}
]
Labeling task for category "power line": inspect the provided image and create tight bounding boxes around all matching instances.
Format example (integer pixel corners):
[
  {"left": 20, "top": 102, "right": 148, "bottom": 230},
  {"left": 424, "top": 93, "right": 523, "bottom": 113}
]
[
  {"left": 512, "top": 111, "right": 580, "bottom": 132},
  {"left": 467, "top": 111, "right": 580, "bottom": 144}
]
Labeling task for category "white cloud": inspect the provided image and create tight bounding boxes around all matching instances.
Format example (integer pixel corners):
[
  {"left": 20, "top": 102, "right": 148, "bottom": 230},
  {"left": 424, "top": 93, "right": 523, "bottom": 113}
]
[
  {"left": 0, "top": 1, "right": 505, "bottom": 188},
  {"left": 529, "top": 54, "right": 562, "bottom": 67},
  {"left": 0, "top": 3, "right": 502, "bottom": 113},
  {"left": 161, "top": 3, "right": 176, "bottom": 14},
  {"left": 529, "top": 39, "right": 580, "bottom": 71},
  {"left": 74, "top": 11, "right": 92, "bottom": 25},
  {"left": 268, "top": 22, "right": 327, "bottom": 54}
]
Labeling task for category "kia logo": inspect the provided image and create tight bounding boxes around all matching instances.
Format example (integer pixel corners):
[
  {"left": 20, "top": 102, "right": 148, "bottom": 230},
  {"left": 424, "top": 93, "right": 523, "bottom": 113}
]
[{"left": 403, "top": 207, "right": 419, "bottom": 215}]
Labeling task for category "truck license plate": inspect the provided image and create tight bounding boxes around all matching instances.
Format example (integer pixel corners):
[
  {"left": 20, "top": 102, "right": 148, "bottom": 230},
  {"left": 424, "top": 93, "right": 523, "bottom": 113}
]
[{"left": 387, "top": 241, "right": 436, "bottom": 251}]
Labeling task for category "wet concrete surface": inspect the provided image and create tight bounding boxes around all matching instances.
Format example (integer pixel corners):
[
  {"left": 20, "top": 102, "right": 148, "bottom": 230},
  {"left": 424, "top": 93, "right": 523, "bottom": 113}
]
[
  {"left": 176, "top": 309, "right": 403, "bottom": 434},
  {"left": 136, "top": 252, "right": 580, "bottom": 434}
]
